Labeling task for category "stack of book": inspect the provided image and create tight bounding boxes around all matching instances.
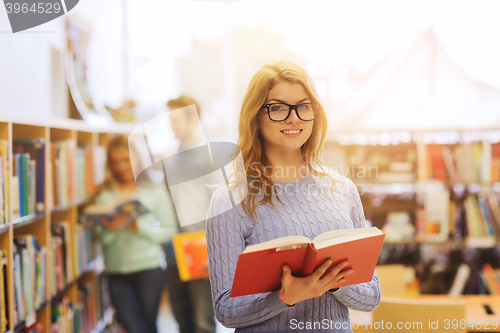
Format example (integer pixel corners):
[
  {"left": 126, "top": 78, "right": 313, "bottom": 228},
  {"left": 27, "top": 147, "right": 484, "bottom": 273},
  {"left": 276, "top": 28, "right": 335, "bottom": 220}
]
[{"left": 12, "top": 235, "right": 47, "bottom": 328}]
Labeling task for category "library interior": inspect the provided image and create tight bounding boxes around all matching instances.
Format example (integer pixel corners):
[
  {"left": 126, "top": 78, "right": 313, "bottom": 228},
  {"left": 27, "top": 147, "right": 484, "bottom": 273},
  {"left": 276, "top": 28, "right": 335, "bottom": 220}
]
[{"left": 1, "top": 1, "right": 500, "bottom": 333}]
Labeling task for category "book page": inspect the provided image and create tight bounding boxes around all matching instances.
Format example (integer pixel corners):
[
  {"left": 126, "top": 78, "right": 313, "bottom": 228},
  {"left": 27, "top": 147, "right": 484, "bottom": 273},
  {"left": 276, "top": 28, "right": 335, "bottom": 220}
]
[
  {"left": 242, "top": 235, "right": 311, "bottom": 253},
  {"left": 312, "top": 227, "right": 383, "bottom": 249}
]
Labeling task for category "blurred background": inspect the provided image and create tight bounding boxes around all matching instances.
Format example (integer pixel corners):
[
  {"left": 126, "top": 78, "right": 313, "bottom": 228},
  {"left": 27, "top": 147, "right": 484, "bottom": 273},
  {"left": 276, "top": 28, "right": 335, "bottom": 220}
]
[
  {"left": 2, "top": 0, "right": 500, "bottom": 332},
  {"left": 2, "top": 0, "right": 500, "bottom": 138}
]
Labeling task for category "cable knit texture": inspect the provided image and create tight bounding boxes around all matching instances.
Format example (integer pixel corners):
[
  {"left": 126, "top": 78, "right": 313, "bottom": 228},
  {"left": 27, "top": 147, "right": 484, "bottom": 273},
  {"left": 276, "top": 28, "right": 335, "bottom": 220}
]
[{"left": 206, "top": 172, "right": 381, "bottom": 332}]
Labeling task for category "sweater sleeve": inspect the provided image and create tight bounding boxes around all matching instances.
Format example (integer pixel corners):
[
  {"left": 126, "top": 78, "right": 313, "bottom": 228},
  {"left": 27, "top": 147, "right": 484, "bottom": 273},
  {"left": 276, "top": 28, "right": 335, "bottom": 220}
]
[
  {"left": 331, "top": 179, "right": 382, "bottom": 312},
  {"left": 136, "top": 189, "right": 179, "bottom": 244},
  {"left": 206, "top": 187, "right": 290, "bottom": 328}
]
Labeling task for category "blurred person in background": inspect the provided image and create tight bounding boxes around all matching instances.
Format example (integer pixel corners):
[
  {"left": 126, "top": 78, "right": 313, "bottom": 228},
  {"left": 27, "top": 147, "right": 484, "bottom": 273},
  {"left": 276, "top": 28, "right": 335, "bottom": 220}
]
[
  {"left": 163, "top": 95, "right": 216, "bottom": 333},
  {"left": 94, "top": 135, "right": 179, "bottom": 333}
]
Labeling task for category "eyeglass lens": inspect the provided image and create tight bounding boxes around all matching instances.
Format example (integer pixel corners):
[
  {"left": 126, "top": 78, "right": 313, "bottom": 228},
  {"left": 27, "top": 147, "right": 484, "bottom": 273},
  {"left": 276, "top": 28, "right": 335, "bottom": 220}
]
[{"left": 268, "top": 104, "right": 314, "bottom": 121}]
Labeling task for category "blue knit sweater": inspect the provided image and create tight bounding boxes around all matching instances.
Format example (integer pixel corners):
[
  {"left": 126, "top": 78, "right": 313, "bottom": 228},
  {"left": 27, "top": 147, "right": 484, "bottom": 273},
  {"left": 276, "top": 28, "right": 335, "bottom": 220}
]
[{"left": 206, "top": 172, "right": 381, "bottom": 333}]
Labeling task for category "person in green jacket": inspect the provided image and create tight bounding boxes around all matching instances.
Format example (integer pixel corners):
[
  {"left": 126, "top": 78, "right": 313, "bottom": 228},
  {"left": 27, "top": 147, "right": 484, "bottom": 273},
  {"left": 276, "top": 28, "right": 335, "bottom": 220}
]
[{"left": 94, "top": 135, "right": 178, "bottom": 333}]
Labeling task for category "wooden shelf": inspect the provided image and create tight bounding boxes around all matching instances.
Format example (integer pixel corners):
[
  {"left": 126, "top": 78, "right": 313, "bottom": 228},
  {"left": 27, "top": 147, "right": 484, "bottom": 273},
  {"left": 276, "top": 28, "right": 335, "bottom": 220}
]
[{"left": 0, "top": 118, "right": 129, "bottom": 332}]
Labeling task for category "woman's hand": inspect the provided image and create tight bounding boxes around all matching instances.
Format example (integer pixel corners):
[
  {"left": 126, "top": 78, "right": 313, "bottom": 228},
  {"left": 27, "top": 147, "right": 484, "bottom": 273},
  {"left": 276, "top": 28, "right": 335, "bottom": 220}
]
[
  {"left": 278, "top": 259, "right": 354, "bottom": 306},
  {"left": 100, "top": 212, "right": 132, "bottom": 232}
]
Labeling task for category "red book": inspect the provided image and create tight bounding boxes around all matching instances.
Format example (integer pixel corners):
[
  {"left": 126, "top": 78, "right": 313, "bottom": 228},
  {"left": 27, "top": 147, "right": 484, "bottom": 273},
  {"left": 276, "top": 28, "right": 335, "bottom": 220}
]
[{"left": 230, "top": 227, "right": 385, "bottom": 297}]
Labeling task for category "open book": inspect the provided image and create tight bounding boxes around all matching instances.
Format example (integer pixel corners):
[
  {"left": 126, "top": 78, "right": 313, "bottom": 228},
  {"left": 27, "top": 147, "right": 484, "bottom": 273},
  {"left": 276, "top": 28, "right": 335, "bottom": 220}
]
[
  {"left": 84, "top": 193, "right": 149, "bottom": 228},
  {"left": 230, "top": 227, "right": 385, "bottom": 297}
]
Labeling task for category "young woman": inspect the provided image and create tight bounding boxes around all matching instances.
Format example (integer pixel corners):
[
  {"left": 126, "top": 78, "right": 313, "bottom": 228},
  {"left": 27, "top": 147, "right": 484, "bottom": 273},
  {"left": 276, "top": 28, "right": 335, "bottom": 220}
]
[
  {"left": 206, "top": 61, "right": 381, "bottom": 332},
  {"left": 94, "top": 135, "right": 178, "bottom": 333}
]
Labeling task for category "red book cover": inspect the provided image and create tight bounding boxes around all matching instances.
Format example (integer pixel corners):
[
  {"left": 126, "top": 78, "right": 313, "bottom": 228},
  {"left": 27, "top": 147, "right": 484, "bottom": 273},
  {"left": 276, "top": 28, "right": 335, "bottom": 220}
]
[{"left": 230, "top": 228, "right": 385, "bottom": 297}]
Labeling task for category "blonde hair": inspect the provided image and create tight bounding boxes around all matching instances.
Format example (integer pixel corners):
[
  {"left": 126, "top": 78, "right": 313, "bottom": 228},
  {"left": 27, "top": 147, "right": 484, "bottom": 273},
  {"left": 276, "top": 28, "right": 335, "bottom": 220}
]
[
  {"left": 96, "top": 135, "right": 131, "bottom": 194},
  {"left": 232, "top": 61, "right": 335, "bottom": 221}
]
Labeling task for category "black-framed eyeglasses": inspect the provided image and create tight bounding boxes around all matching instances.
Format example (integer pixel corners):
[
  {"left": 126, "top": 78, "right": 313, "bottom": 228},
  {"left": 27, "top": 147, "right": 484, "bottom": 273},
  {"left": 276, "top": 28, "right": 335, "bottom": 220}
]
[{"left": 261, "top": 103, "right": 315, "bottom": 122}]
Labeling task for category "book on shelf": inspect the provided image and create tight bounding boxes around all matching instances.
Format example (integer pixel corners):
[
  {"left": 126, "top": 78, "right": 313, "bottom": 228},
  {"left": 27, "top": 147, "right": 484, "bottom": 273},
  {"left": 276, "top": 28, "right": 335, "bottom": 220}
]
[
  {"left": 382, "top": 211, "right": 415, "bottom": 242},
  {"left": 0, "top": 140, "right": 10, "bottom": 224},
  {"left": 51, "top": 298, "right": 75, "bottom": 333},
  {"left": 51, "top": 140, "right": 76, "bottom": 208},
  {"left": 172, "top": 230, "right": 209, "bottom": 282},
  {"left": 79, "top": 283, "right": 94, "bottom": 331},
  {"left": 50, "top": 232, "right": 64, "bottom": 294},
  {"left": 18, "top": 323, "right": 43, "bottom": 333},
  {"left": 492, "top": 142, "right": 500, "bottom": 183},
  {"left": 479, "top": 263, "right": 500, "bottom": 295},
  {"left": 416, "top": 188, "right": 450, "bottom": 242},
  {"left": 13, "top": 139, "right": 45, "bottom": 214},
  {"left": 75, "top": 144, "right": 96, "bottom": 200},
  {"left": 93, "top": 145, "right": 106, "bottom": 187},
  {"left": 420, "top": 142, "right": 498, "bottom": 184},
  {"left": 13, "top": 251, "right": 24, "bottom": 324},
  {"left": 0, "top": 251, "right": 8, "bottom": 333},
  {"left": 464, "top": 194, "right": 497, "bottom": 248},
  {"left": 230, "top": 227, "right": 385, "bottom": 297},
  {"left": 448, "top": 263, "right": 471, "bottom": 297},
  {"left": 12, "top": 235, "right": 47, "bottom": 328},
  {"left": 74, "top": 224, "right": 92, "bottom": 276},
  {"left": 83, "top": 193, "right": 149, "bottom": 228},
  {"left": 51, "top": 222, "right": 73, "bottom": 286}
]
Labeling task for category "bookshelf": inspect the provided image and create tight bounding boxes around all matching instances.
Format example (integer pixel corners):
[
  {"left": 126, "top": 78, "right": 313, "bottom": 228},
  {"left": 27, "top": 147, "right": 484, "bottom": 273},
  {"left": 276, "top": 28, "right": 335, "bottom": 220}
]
[
  {"left": 324, "top": 128, "right": 500, "bottom": 296},
  {"left": 0, "top": 115, "right": 134, "bottom": 333}
]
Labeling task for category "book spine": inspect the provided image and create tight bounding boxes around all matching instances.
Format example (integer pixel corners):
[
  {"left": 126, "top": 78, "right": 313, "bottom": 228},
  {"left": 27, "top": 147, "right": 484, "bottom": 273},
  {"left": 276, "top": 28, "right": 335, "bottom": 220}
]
[
  {"left": 16, "top": 154, "right": 24, "bottom": 217},
  {"left": 300, "top": 243, "right": 318, "bottom": 276},
  {"left": 23, "top": 154, "right": 30, "bottom": 216},
  {"left": 36, "top": 145, "right": 45, "bottom": 212}
]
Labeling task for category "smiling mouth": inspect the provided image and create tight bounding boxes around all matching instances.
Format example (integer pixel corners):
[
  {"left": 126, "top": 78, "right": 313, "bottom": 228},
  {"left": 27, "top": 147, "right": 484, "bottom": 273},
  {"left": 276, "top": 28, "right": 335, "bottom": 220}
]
[{"left": 280, "top": 129, "right": 303, "bottom": 135}]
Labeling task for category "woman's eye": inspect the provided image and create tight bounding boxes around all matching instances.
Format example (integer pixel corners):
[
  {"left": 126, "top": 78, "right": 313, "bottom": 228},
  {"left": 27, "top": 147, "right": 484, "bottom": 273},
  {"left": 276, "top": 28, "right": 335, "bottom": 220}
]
[{"left": 270, "top": 105, "right": 285, "bottom": 111}]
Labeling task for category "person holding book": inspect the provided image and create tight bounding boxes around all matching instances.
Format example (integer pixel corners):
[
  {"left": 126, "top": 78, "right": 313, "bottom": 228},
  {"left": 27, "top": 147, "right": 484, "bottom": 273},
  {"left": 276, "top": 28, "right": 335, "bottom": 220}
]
[
  {"left": 93, "top": 135, "right": 178, "bottom": 333},
  {"left": 163, "top": 95, "right": 216, "bottom": 333},
  {"left": 206, "top": 61, "right": 381, "bottom": 332}
]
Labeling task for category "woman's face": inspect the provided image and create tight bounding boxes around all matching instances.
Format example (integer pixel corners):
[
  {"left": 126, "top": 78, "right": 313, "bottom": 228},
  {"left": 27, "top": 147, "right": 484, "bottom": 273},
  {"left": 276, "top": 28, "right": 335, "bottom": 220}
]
[
  {"left": 109, "top": 147, "right": 135, "bottom": 184},
  {"left": 258, "top": 81, "right": 314, "bottom": 154}
]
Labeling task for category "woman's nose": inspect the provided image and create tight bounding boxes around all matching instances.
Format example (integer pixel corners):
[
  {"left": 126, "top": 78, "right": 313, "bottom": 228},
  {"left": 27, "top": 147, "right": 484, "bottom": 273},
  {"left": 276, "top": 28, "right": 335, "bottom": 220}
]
[{"left": 285, "top": 108, "right": 301, "bottom": 123}]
